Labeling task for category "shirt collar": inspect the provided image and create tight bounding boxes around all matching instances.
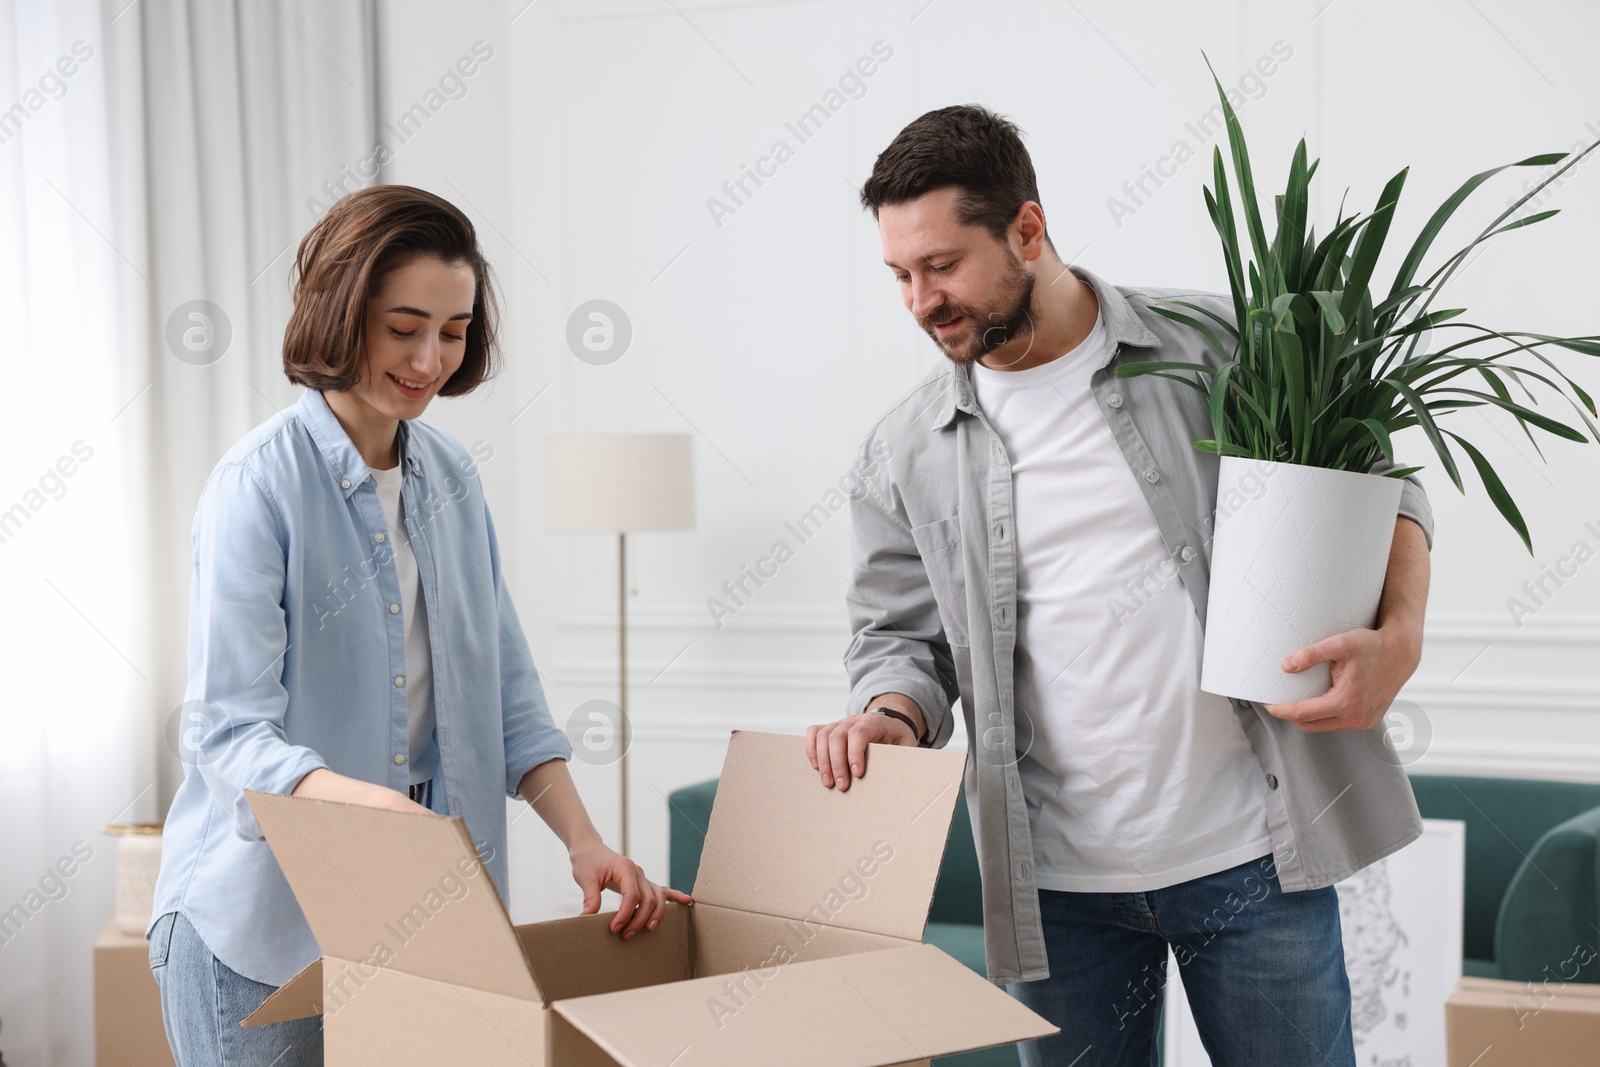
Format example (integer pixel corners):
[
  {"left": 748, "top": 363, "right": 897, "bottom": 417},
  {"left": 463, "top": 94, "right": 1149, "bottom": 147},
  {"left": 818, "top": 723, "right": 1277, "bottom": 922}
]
[
  {"left": 297, "top": 389, "right": 423, "bottom": 500},
  {"left": 928, "top": 263, "right": 1162, "bottom": 430}
]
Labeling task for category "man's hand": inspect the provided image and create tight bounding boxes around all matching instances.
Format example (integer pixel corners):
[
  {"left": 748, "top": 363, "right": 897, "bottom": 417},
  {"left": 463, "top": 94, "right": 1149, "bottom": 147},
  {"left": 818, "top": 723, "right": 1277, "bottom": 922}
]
[
  {"left": 1264, "top": 624, "right": 1422, "bottom": 732},
  {"left": 806, "top": 693, "right": 925, "bottom": 791},
  {"left": 568, "top": 837, "right": 693, "bottom": 940},
  {"left": 1265, "top": 515, "right": 1429, "bottom": 733}
]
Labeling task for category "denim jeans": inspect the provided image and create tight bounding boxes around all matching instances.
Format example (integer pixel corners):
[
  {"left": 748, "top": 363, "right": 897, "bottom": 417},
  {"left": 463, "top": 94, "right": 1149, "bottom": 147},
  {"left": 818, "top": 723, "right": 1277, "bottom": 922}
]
[
  {"left": 149, "top": 910, "right": 323, "bottom": 1066},
  {"left": 1005, "top": 854, "right": 1356, "bottom": 1067}
]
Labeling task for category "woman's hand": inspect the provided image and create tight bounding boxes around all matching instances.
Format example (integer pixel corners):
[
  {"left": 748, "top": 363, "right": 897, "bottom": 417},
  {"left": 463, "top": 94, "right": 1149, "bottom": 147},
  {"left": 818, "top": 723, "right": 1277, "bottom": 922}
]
[
  {"left": 291, "top": 768, "right": 432, "bottom": 815},
  {"left": 569, "top": 836, "right": 693, "bottom": 940},
  {"left": 514, "top": 758, "right": 691, "bottom": 937}
]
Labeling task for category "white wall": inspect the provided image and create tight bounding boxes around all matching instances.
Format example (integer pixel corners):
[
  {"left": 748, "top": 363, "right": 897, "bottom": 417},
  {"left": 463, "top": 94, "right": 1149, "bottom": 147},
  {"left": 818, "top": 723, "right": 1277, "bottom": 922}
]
[{"left": 375, "top": 0, "right": 1600, "bottom": 922}]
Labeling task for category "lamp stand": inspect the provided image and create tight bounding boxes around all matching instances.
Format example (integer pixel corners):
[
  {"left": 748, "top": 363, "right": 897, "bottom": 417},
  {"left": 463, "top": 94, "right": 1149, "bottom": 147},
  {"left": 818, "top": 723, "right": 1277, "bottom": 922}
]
[{"left": 617, "top": 530, "right": 630, "bottom": 858}]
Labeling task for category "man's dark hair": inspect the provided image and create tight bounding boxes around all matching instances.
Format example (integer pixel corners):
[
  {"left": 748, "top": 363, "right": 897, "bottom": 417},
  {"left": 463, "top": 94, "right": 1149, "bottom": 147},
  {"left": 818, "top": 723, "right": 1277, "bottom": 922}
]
[{"left": 859, "top": 104, "right": 1049, "bottom": 247}]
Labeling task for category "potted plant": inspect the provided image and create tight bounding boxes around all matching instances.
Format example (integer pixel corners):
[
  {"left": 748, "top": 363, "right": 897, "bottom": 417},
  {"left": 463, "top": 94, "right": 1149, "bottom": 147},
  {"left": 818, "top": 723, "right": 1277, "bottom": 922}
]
[{"left": 1118, "top": 58, "right": 1600, "bottom": 703}]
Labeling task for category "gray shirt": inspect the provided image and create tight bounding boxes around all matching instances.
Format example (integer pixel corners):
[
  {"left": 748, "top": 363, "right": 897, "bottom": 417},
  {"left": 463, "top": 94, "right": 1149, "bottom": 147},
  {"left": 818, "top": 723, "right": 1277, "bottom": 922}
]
[{"left": 843, "top": 264, "right": 1435, "bottom": 985}]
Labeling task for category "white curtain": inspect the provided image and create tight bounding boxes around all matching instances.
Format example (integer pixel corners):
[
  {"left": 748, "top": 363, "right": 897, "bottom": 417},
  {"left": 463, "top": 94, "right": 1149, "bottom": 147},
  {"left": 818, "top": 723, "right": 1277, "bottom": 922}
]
[{"left": 0, "top": 1, "right": 373, "bottom": 1062}]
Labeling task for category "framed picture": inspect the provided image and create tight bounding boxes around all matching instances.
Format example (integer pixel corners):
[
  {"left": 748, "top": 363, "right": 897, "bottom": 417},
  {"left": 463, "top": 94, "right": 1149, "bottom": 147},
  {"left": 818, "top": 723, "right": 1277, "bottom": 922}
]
[{"left": 1164, "top": 818, "right": 1466, "bottom": 1065}]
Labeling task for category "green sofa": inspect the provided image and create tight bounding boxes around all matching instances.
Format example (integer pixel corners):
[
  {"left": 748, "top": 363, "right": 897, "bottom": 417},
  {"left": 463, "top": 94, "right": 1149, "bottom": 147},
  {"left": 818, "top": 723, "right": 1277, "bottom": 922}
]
[
  {"left": 668, "top": 772, "right": 1600, "bottom": 1065},
  {"left": 1407, "top": 774, "right": 1600, "bottom": 983}
]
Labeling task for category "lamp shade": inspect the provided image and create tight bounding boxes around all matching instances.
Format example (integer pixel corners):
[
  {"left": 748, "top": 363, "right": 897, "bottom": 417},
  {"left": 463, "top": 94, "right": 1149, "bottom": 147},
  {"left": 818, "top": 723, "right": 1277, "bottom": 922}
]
[{"left": 545, "top": 433, "right": 695, "bottom": 534}]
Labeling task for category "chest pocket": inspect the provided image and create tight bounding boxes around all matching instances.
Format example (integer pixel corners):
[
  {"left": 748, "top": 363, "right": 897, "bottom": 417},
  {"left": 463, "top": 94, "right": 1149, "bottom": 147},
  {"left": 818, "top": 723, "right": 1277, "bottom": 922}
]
[{"left": 910, "top": 515, "right": 970, "bottom": 648}]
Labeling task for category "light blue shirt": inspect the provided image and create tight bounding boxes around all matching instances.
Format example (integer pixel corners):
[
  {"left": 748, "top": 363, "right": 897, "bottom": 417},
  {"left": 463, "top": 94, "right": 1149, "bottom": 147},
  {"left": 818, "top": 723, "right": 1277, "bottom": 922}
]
[{"left": 148, "top": 388, "right": 572, "bottom": 986}]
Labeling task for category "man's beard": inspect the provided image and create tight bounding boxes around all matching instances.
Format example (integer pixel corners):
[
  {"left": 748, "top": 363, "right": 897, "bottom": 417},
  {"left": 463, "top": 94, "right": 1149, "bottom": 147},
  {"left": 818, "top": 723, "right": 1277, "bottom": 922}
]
[{"left": 919, "top": 254, "right": 1036, "bottom": 367}]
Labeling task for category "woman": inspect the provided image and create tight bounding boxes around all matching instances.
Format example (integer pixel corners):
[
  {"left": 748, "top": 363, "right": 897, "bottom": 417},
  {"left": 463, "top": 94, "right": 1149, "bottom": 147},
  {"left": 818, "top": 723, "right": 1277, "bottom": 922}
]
[{"left": 146, "top": 185, "right": 688, "bottom": 1066}]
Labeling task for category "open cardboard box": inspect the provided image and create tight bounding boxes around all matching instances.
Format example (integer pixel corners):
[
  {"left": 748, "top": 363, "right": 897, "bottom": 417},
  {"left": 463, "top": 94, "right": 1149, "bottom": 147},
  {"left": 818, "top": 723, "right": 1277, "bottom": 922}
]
[{"left": 241, "top": 730, "right": 1056, "bottom": 1065}]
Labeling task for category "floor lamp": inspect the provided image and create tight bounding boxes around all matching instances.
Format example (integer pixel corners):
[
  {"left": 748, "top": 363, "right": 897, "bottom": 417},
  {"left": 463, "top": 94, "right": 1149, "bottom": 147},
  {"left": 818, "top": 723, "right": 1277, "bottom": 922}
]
[{"left": 545, "top": 433, "right": 695, "bottom": 857}]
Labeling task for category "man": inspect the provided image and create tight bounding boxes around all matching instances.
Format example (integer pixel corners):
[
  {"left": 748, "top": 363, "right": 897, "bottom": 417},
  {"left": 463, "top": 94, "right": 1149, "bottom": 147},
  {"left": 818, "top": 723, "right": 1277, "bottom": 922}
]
[{"left": 805, "top": 105, "right": 1432, "bottom": 1066}]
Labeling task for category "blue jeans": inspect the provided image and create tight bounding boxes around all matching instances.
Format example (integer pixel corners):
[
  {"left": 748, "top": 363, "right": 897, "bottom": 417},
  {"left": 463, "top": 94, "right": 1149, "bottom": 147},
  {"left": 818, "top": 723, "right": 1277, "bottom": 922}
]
[
  {"left": 1005, "top": 854, "right": 1356, "bottom": 1067},
  {"left": 149, "top": 910, "right": 323, "bottom": 1066}
]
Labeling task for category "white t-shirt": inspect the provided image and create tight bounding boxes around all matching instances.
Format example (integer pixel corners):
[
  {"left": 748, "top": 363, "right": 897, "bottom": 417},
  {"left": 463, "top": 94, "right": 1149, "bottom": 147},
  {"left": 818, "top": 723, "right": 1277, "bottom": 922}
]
[
  {"left": 970, "top": 307, "right": 1273, "bottom": 892},
  {"left": 370, "top": 461, "right": 438, "bottom": 785}
]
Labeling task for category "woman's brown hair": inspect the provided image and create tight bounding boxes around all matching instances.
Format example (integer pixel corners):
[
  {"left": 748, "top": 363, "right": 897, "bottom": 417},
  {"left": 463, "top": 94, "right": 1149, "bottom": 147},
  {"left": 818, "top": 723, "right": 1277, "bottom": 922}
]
[{"left": 282, "top": 185, "right": 500, "bottom": 395}]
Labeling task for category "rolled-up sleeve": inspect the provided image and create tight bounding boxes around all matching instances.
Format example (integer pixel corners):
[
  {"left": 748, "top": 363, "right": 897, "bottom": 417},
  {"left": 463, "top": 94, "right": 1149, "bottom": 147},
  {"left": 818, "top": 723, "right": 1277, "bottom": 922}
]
[
  {"left": 482, "top": 499, "right": 572, "bottom": 796},
  {"left": 843, "top": 441, "right": 960, "bottom": 747},
  {"left": 187, "top": 463, "right": 327, "bottom": 840}
]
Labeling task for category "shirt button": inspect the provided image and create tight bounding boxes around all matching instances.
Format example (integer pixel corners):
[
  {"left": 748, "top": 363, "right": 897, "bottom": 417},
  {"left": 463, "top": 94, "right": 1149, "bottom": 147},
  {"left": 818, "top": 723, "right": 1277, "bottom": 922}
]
[
  {"left": 394, "top": 675, "right": 405, "bottom": 687},
  {"left": 1143, "top": 467, "right": 1160, "bottom": 484},
  {"left": 395, "top": 754, "right": 406, "bottom": 765},
  {"left": 1266, "top": 773, "right": 1279, "bottom": 790},
  {"left": 1107, "top": 392, "right": 1124, "bottom": 409},
  {"left": 364, "top": 475, "right": 372, "bottom": 484},
  {"left": 375, "top": 532, "right": 386, "bottom": 543},
  {"left": 1179, "top": 545, "right": 1196, "bottom": 562},
  {"left": 340, "top": 478, "right": 351, "bottom": 489},
  {"left": 389, "top": 603, "right": 400, "bottom": 614}
]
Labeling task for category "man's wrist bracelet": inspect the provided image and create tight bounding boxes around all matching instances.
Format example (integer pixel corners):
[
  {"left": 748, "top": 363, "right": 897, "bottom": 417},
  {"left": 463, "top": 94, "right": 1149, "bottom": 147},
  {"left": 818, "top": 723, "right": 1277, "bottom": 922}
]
[{"left": 870, "top": 706, "right": 928, "bottom": 746}]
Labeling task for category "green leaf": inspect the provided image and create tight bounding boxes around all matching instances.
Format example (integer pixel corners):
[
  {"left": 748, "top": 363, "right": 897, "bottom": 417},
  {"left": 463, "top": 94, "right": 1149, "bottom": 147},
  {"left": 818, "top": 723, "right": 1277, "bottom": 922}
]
[
  {"left": 1150, "top": 299, "right": 1241, "bottom": 343},
  {"left": 1342, "top": 167, "right": 1408, "bottom": 323},
  {"left": 1434, "top": 388, "right": 1588, "bottom": 441},
  {"left": 1487, "top": 208, "right": 1560, "bottom": 237},
  {"left": 1395, "top": 139, "right": 1600, "bottom": 338},
  {"left": 1372, "top": 285, "right": 1430, "bottom": 322},
  {"left": 1278, "top": 139, "right": 1312, "bottom": 286},
  {"left": 1145, "top": 310, "right": 1233, "bottom": 366},
  {"left": 1360, "top": 418, "right": 1395, "bottom": 462},
  {"left": 1205, "top": 147, "right": 1249, "bottom": 337},
  {"left": 1385, "top": 378, "right": 1463, "bottom": 490},
  {"left": 1503, "top": 332, "right": 1600, "bottom": 357},
  {"left": 1193, "top": 439, "right": 1256, "bottom": 457},
  {"left": 1445, "top": 431, "right": 1533, "bottom": 553},
  {"left": 1387, "top": 152, "right": 1577, "bottom": 310},
  {"left": 1271, "top": 292, "right": 1297, "bottom": 331},
  {"left": 1207, "top": 359, "right": 1237, "bottom": 452},
  {"left": 1123, "top": 369, "right": 1212, "bottom": 396},
  {"left": 1205, "top": 54, "right": 1275, "bottom": 297},
  {"left": 1115, "top": 359, "right": 1219, "bottom": 378},
  {"left": 1308, "top": 290, "right": 1347, "bottom": 335}
]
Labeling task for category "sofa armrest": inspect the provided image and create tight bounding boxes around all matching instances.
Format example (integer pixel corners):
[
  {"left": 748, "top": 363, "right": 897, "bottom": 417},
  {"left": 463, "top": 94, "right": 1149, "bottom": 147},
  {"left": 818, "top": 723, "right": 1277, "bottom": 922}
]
[
  {"left": 1495, "top": 804, "right": 1600, "bottom": 983},
  {"left": 667, "top": 778, "right": 720, "bottom": 895}
]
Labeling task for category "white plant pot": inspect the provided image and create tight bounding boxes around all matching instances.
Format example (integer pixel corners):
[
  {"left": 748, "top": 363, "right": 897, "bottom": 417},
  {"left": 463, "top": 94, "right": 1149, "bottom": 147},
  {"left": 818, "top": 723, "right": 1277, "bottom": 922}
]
[{"left": 1201, "top": 457, "right": 1403, "bottom": 704}]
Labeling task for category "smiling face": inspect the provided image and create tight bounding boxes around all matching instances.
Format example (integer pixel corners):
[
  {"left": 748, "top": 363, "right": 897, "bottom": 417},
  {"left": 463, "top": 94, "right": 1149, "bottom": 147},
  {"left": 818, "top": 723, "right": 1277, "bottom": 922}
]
[
  {"left": 879, "top": 186, "right": 1037, "bottom": 367},
  {"left": 350, "top": 254, "right": 477, "bottom": 420}
]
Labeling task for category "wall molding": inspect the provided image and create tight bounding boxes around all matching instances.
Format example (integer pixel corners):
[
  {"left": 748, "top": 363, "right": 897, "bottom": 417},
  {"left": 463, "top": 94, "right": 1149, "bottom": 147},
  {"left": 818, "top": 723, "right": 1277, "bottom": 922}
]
[
  {"left": 1407, "top": 740, "right": 1600, "bottom": 783},
  {"left": 1403, "top": 677, "right": 1600, "bottom": 712},
  {"left": 542, "top": 658, "right": 845, "bottom": 692},
  {"left": 556, "top": 605, "right": 1600, "bottom": 642},
  {"left": 558, "top": 602, "right": 847, "bottom": 635},
  {"left": 1422, "top": 612, "right": 1600, "bottom": 646}
]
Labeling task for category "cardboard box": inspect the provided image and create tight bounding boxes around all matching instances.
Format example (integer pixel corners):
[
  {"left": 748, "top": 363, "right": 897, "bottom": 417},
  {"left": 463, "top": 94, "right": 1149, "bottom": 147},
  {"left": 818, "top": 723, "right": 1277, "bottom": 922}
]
[
  {"left": 93, "top": 918, "right": 177, "bottom": 1067},
  {"left": 240, "top": 730, "right": 1056, "bottom": 1065},
  {"left": 1446, "top": 975, "right": 1600, "bottom": 1066}
]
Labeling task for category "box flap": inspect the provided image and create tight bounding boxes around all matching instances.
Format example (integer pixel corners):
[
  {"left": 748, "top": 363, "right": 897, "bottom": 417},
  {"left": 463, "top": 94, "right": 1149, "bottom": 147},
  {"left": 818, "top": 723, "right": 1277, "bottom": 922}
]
[
  {"left": 552, "top": 943, "right": 1055, "bottom": 1067},
  {"left": 1448, "top": 975, "right": 1600, "bottom": 1015},
  {"left": 242, "top": 958, "right": 323, "bottom": 1027},
  {"left": 693, "top": 731, "right": 966, "bottom": 942},
  {"left": 245, "top": 790, "right": 540, "bottom": 1002}
]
